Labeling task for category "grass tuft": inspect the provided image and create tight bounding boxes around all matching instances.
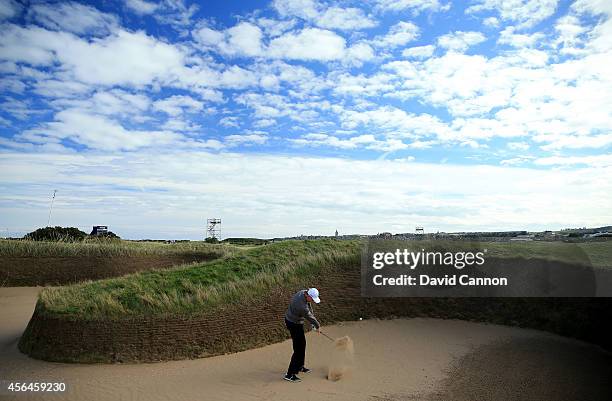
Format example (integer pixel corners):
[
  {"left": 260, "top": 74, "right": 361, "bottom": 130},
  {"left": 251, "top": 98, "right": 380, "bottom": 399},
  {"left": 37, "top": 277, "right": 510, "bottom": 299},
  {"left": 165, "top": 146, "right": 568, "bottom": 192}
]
[{"left": 0, "top": 239, "right": 240, "bottom": 258}]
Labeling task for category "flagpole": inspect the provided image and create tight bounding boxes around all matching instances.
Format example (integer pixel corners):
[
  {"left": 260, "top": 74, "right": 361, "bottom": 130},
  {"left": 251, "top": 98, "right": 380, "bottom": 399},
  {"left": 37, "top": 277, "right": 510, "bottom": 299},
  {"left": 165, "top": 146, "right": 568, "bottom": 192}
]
[{"left": 47, "top": 190, "right": 57, "bottom": 227}]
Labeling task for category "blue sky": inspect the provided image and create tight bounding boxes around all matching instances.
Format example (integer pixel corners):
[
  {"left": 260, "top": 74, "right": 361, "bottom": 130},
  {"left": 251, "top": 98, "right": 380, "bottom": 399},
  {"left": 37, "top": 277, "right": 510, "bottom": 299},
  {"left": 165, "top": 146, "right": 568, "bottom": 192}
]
[{"left": 0, "top": 0, "right": 611, "bottom": 239}]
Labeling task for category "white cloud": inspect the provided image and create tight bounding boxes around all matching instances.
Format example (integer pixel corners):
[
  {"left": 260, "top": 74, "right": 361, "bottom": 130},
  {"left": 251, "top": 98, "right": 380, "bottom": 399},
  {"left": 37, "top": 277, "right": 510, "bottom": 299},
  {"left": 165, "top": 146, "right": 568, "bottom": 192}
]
[
  {"left": 535, "top": 133, "right": 612, "bottom": 150},
  {"left": 317, "top": 7, "right": 377, "bottom": 31},
  {"left": 375, "top": 0, "right": 450, "bottom": 15},
  {"left": 466, "top": 0, "right": 559, "bottom": 29},
  {"left": 153, "top": 95, "right": 204, "bottom": 116},
  {"left": 344, "top": 42, "right": 376, "bottom": 65},
  {"left": 33, "top": 79, "right": 92, "bottom": 98},
  {"left": 554, "top": 15, "right": 587, "bottom": 55},
  {"left": 218, "top": 65, "right": 258, "bottom": 88},
  {"left": 292, "top": 133, "right": 408, "bottom": 151},
  {"left": 0, "top": 0, "right": 22, "bottom": 21},
  {"left": 0, "top": 25, "right": 71, "bottom": 65},
  {"left": 152, "top": 0, "right": 198, "bottom": 30},
  {"left": 256, "top": 17, "right": 297, "bottom": 37},
  {"left": 234, "top": 92, "right": 332, "bottom": 124},
  {"left": 272, "top": 0, "right": 377, "bottom": 30},
  {"left": 125, "top": 0, "right": 159, "bottom": 15},
  {"left": 0, "top": 98, "right": 42, "bottom": 120},
  {"left": 176, "top": 63, "right": 259, "bottom": 92},
  {"left": 450, "top": 117, "right": 524, "bottom": 141},
  {"left": 507, "top": 141, "right": 530, "bottom": 151},
  {"left": 219, "top": 116, "right": 240, "bottom": 128},
  {"left": 253, "top": 119, "right": 276, "bottom": 128},
  {"left": 194, "top": 24, "right": 373, "bottom": 64},
  {"left": 272, "top": 0, "right": 319, "bottom": 20},
  {"left": 331, "top": 72, "right": 396, "bottom": 96},
  {"left": 372, "top": 21, "right": 420, "bottom": 49},
  {"left": 259, "top": 74, "right": 280, "bottom": 90},
  {"left": 0, "top": 26, "right": 186, "bottom": 86},
  {"left": 500, "top": 156, "right": 534, "bottom": 165},
  {"left": 225, "top": 133, "right": 268, "bottom": 146},
  {"left": 190, "top": 27, "right": 222, "bottom": 46},
  {"left": 194, "top": 22, "right": 264, "bottom": 57},
  {"left": 402, "top": 45, "right": 435, "bottom": 58},
  {"left": 16, "top": 109, "right": 188, "bottom": 151},
  {"left": 28, "top": 1, "right": 118, "bottom": 35},
  {"left": 535, "top": 154, "right": 612, "bottom": 167},
  {"left": 0, "top": 75, "right": 25, "bottom": 93},
  {"left": 383, "top": 53, "right": 503, "bottom": 115},
  {"left": 161, "top": 118, "right": 202, "bottom": 132},
  {"left": 571, "top": 0, "right": 612, "bottom": 16},
  {"left": 483, "top": 17, "right": 500, "bottom": 27},
  {"left": 50, "top": 89, "right": 151, "bottom": 117},
  {"left": 338, "top": 105, "right": 450, "bottom": 142},
  {"left": 568, "top": 1, "right": 612, "bottom": 54},
  {"left": 437, "top": 31, "right": 486, "bottom": 52},
  {"left": 498, "top": 27, "right": 544, "bottom": 48},
  {"left": 64, "top": 30, "right": 186, "bottom": 86},
  {"left": 268, "top": 28, "right": 347, "bottom": 61},
  {"left": 235, "top": 93, "right": 288, "bottom": 119},
  {"left": 367, "top": 138, "right": 410, "bottom": 151},
  {"left": 0, "top": 116, "right": 11, "bottom": 126}
]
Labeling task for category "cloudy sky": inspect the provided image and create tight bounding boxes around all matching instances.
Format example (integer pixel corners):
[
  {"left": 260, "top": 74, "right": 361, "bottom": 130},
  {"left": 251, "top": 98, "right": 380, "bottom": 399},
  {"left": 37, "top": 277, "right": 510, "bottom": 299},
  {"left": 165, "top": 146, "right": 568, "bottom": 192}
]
[{"left": 0, "top": 0, "right": 611, "bottom": 239}]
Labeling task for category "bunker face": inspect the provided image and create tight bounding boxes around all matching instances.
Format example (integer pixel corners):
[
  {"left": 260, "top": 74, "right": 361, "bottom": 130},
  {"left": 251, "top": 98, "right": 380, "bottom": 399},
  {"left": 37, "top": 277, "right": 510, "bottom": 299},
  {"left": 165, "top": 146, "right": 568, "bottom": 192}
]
[{"left": 327, "top": 335, "right": 354, "bottom": 381}]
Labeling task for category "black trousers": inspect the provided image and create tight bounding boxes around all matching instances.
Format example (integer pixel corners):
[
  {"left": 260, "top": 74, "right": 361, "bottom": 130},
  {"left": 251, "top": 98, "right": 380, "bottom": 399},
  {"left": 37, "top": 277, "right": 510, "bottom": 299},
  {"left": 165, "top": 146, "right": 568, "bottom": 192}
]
[{"left": 285, "top": 318, "right": 306, "bottom": 375}]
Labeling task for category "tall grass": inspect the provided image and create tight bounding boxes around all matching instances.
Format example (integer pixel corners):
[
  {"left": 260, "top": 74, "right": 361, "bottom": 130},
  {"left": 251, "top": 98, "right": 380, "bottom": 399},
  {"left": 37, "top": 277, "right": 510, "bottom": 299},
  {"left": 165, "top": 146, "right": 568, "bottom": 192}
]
[
  {"left": 34, "top": 239, "right": 611, "bottom": 320},
  {"left": 38, "top": 239, "right": 361, "bottom": 320},
  {"left": 0, "top": 239, "right": 241, "bottom": 258}
]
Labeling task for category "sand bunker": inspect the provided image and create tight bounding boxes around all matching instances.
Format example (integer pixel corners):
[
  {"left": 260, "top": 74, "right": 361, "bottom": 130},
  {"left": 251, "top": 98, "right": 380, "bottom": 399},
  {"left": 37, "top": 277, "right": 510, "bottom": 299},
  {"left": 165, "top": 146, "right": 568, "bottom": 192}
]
[
  {"left": 327, "top": 335, "right": 354, "bottom": 381},
  {"left": 2, "top": 287, "right": 611, "bottom": 401}
]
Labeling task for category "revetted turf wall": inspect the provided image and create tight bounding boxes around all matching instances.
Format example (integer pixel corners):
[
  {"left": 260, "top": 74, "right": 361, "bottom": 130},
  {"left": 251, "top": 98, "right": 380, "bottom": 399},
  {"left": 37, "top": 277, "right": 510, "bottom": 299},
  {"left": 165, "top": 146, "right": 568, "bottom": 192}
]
[
  {"left": 1, "top": 254, "right": 217, "bottom": 286},
  {"left": 18, "top": 257, "right": 612, "bottom": 363}
]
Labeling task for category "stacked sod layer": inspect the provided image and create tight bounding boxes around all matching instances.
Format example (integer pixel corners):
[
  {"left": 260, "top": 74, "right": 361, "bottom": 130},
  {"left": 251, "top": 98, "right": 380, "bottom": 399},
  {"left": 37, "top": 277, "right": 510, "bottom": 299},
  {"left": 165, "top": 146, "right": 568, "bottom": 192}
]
[
  {"left": 0, "top": 240, "right": 237, "bottom": 286},
  {"left": 19, "top": 239, "right": 612, "bottom": 363}
]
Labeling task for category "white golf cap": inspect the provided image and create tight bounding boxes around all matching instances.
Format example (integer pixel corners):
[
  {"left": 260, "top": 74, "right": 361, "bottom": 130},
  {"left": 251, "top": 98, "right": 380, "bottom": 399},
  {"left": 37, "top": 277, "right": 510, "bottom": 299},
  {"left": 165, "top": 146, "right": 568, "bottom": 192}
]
[{"left": 307, "top": 288, "right": 321, "bottom": 303}]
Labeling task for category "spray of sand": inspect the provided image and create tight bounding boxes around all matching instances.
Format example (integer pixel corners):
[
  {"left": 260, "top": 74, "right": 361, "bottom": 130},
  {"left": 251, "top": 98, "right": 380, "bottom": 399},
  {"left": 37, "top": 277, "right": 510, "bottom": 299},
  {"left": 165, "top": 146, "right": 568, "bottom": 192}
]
[{"left": 327, "top": 336, "right": 354, "bottom": 381}]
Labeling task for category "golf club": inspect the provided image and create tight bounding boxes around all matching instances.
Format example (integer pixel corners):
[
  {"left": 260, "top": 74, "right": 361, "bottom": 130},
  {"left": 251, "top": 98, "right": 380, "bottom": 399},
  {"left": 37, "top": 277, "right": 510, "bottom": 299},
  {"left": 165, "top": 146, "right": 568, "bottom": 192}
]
[{"left": 319, "top": 330, "right": 335, "bottom": 343}]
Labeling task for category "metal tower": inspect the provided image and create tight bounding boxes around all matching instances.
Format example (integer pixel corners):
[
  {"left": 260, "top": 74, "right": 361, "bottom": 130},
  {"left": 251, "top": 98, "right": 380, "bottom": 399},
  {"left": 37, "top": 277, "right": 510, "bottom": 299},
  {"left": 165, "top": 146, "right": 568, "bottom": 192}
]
[{"left": 206, "top": 218, "right": 221, "bottom": 239}]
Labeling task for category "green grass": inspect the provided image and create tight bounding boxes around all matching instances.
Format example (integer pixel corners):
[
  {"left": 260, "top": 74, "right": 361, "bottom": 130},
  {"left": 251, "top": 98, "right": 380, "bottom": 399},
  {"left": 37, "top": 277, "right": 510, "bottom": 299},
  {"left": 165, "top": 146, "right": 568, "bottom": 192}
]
[
  {"left": 576, "top": 241, "right": 612, "bottom": 269},
  {"left": 0, "top": 239, "right": 241, "bottom": 258},
  {"left": 370, "top": 239, "right": 612, "bottom": 269},
  {"left": 484, "top": 241, "right": 611, "bottom": 268},
  {"left": 37, "top": 239, "right": 361, "bottom": 320}
]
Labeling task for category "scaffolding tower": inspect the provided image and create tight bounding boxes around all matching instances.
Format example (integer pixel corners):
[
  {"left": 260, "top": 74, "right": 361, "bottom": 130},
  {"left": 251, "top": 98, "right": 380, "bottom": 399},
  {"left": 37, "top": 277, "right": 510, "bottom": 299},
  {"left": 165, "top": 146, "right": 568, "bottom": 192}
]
[{"left": 206, "top": 218, "right": 221, "bottom": 239}]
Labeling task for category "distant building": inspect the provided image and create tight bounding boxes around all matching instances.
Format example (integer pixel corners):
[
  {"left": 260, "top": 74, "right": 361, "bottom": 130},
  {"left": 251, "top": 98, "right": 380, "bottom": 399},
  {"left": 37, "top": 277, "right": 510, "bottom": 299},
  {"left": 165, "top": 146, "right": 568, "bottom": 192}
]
[
  {"left": 589, "top": 232, "right": 612, "bottom": 238},
  {"left": 510, "top": 234, "right": 534, "bottom": 241},
  {"left": 335, "top": 229, "right": 338, "bottom": 237},
  {"left": 91, "top": 226, "right": 108, "bottom": 236}
]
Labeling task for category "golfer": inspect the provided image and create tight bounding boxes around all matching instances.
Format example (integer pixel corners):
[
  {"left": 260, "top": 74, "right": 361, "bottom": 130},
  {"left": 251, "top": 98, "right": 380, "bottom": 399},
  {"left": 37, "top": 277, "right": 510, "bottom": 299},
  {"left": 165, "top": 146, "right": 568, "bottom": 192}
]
[{"left": 283, "top": 287, "right": 321, "bottom": 382}]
